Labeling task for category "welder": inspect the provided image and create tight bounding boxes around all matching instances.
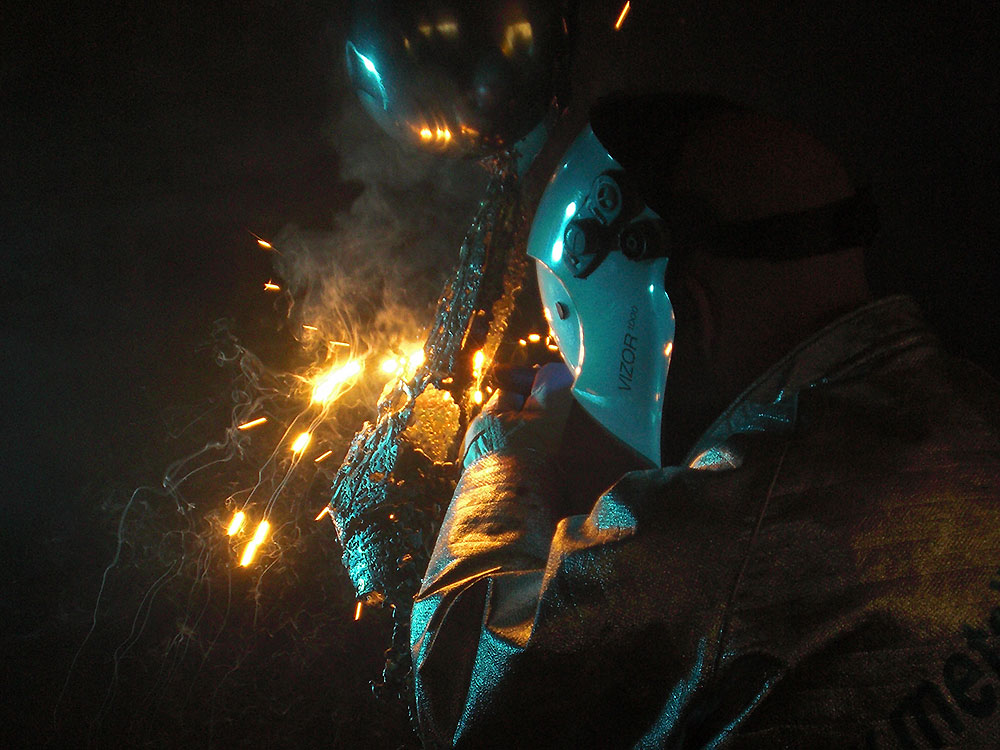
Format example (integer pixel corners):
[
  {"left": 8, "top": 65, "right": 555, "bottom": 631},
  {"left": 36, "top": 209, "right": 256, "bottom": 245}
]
[{"left": 345, "top": 3, "right": 1000, "bottom": 747}]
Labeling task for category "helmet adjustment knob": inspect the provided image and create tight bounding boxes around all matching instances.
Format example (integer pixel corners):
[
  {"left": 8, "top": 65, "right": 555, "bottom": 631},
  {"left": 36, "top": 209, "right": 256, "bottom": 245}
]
[
  {"left": 591, "top": 174, "right": 624, "bottom": 225},
  {"left": 619, "top": 220, "right": 665, "bottom": 261},
  {"left": 563, "top": 219, "right": 610, "bottom": 278}
]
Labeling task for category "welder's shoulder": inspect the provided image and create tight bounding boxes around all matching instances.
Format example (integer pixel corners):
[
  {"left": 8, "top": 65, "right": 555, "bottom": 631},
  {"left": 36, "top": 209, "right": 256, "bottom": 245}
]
[{"left": 727, "top": 343, "right": 1000, "bottom": 748}]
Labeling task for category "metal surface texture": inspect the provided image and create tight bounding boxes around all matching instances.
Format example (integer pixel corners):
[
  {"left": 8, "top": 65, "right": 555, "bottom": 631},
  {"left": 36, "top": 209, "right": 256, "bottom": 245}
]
[
  {"left": 326, "top": 151, "right": 529, "bottom": 714},
  {"left": 345, "top": 0, "right": 567, "bottom": 157}
]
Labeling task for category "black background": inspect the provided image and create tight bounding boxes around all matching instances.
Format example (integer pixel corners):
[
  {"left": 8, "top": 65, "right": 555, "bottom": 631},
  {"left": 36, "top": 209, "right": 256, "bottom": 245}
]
[{"left": 2, "top": 1, "right": 997, "bottom": 748}]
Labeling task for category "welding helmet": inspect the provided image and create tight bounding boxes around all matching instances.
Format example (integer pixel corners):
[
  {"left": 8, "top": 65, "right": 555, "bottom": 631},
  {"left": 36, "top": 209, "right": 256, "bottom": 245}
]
[
  {"left": 529, "top": 93, "right": 881, "bottom": 466},
  {"left": 345, "top": 0, "right": 569, "bottom": 157},
  {"left": 527, "top": 125, "right": 674, "bottom": 466}
]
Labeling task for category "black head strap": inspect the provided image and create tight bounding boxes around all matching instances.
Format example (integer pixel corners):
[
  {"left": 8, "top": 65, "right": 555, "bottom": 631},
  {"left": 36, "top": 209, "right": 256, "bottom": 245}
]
[{"left": 706, "top": 184, "right": 880, "bottom": 260}]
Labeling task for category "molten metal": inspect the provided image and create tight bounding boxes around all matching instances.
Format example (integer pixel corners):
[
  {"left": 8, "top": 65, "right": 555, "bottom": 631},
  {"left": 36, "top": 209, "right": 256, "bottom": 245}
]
[
  {"left": 291, "top": 432, "right": 312, "bottom": 453},
  {"left": 615, "top": 1, "right": 631, "bottom": 30},
  {"left": 227, "top": 511, "right": 246, "bottom": 536},
  {"left": 237, "top": 417, "right": 267, "bottom": 431},
  {"left": 239, "top": 520, "right": 270, "bottom": 566}
]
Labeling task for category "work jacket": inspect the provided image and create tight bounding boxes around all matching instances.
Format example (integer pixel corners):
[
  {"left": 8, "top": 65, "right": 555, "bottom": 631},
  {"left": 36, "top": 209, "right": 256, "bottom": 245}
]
[{"left": 411, "top": 295, "right": 1000, "bottom": 748}]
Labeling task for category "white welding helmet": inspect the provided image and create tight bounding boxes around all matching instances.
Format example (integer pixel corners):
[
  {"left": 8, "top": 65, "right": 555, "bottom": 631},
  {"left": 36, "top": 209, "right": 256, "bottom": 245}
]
[{"left": 527, "top": 125, "right": 674, "bottom": 466}]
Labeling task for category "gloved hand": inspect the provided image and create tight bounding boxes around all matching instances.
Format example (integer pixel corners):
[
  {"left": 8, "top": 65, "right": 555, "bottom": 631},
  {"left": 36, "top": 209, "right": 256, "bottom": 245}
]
[{"left": 461, "top": 362, "right": 575, "bottom": 470}]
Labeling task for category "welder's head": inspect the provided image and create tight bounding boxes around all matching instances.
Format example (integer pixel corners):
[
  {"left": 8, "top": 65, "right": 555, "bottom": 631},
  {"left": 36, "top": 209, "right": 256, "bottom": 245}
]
[
  {"left": 344, "top": 0, "right": 569, "bottom": 157},
  {"left": 528, "top": 93, "right": 879, "bottom": 466}
]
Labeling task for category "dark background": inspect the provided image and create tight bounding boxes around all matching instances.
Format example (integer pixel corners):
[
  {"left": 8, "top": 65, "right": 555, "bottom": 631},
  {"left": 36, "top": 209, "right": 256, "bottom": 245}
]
[{"left": 2, "top": 1, "right": 997, "bottom": 748}]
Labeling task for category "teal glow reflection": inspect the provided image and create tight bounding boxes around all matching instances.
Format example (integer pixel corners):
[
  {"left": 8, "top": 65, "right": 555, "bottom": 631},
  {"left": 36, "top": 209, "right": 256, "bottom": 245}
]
[
  {"left": 347, "top": 42, "right": 389, "bottom": 110},
  {"left": 552, "top": 237, "right": 564, "bottom": 264}
]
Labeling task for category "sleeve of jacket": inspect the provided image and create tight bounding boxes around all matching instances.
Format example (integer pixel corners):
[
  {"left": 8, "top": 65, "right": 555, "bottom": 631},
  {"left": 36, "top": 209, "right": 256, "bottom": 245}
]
[{"left": 410, "top": 450, "right": 756, "bottom": 749}]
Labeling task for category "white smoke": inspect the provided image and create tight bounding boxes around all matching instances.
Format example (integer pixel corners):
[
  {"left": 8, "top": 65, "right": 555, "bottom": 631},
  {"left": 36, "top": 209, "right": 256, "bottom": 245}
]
[{"left": 271, "top": 96, "right": 490, "bottom": 369}]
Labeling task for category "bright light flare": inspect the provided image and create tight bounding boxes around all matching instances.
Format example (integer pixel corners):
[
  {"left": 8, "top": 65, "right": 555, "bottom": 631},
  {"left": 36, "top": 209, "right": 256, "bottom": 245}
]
[
  {"left": 291, "top": 432, "right": 312, "bottom": 454},
  {"left": 501, "top": 21, "right": 534, "bottom": 56},
  {"left": 527, "top": 333, "right": 541, "bottom": 343},
  {"left": 263, "top": 280, "right": 280, "bottom": 292},
  {"left": 239, "top": 520, "right": 270, "bottom": 567},
  {"left": 314, "top": 450, "right": 333, "bottom": 463},
  {"left": 315, "top": 506, "right": 331, "bottom": 521},
  {"left": 615, "top": 1, "right": 631, "bottom": 30},
  {"left": 354, "top": 601, "right": 364, "bottom": 621},
  {"left": 227, "top": 511, "right": 246, "bottom": 536},
  {"left": 237, "top": 417, "right": 267, "bottom": 431},
  {"left": 417, "top": 126, "right": 452, "bottom": 144},
  {"left": 379, "top": 346, "right": 424, "bottom": 379},
  {"left": 312, "top": 359, "right": 363, "bottom": 404}
]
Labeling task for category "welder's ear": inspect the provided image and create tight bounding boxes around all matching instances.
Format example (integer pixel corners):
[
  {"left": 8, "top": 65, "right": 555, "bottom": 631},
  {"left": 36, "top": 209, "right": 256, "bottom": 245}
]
[{"left": 668, "top": 252, "right": 717, "bottom": 359}]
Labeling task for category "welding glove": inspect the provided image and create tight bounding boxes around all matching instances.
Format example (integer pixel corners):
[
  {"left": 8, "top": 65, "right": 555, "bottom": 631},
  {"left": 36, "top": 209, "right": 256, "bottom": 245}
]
[{"left": 461, "top": 362, "right": 575, "bottom": 471}]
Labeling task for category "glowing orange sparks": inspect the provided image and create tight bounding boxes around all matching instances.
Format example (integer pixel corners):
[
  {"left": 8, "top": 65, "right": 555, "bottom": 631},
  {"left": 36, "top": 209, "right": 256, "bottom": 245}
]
[
  {"left": 239, "top": 520, "right": 270, "bottom": 566},
  {"left": 227, "top": 511, "right": 246, "bottom": 536},
  {"left": 263, "top": 280, "right": 280, "bottom": 292},
  {"left": 249, "top": 231, "right": 276, "bottom": 251},
  {"left": 315, "top": 506, "right": 331, "bottom": 521},
  {"left": 418, "top": 126, "right": 452, "bottom": 144},
  {"left": 291, "top": 432, "right": 312, "bottom": 454},
  {"left": 312, "top": 359, "right": 363, "bottom": 404},
  {"left": 237, "top": 417, "right": 267, "bottom": 431},
  {"left": 314, "top": 449, "right": 333, "bottom": 463},
  {"left": 527, "top": 333, "right": 541, "bottom": 343},
  {"left": 354, "top": 601, "right": 364, "bottom": 621},
  {"left": 615, "top": 1, "right": 631, "bottom": 30},
  {"left": 303, "top": 324, "right": 319, "bottom": 332}
]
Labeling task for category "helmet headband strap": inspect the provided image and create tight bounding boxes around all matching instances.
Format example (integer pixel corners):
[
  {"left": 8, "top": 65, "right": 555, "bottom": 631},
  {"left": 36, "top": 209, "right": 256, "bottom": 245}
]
[{"left": 704, "top": 184, "right": 880, "bottom": 260}]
